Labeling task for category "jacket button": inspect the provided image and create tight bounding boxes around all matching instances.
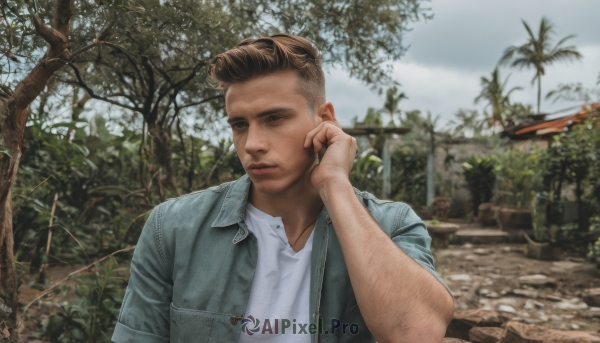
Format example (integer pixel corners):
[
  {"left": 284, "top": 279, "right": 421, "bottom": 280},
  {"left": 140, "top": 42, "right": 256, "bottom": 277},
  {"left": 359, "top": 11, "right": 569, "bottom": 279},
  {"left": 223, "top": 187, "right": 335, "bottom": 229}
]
[{"left": 230, "top": 316, "right": 239, "bottom": 324}]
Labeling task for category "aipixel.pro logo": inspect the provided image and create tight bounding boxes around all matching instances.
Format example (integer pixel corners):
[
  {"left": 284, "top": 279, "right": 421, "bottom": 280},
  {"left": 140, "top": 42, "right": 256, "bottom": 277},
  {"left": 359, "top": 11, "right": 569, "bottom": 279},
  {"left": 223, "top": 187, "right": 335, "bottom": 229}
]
[{"left": 241, "top": 316, "right": 359, "bottom": 336}]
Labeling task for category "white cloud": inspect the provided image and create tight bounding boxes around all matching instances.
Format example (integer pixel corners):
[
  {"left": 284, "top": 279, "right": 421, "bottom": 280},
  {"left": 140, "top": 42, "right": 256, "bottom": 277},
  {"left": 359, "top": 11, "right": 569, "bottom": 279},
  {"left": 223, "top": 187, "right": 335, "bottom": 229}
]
[{"left": 326, "top": 1, "right": 600, "bottom": 128}]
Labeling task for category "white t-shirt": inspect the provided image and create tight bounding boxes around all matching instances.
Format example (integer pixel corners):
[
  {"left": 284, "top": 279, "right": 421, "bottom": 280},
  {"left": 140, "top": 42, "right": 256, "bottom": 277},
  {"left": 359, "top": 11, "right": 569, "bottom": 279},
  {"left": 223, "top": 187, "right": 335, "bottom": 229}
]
[{"left": 238, "top": 202, "right": 314, "bottom": 343}]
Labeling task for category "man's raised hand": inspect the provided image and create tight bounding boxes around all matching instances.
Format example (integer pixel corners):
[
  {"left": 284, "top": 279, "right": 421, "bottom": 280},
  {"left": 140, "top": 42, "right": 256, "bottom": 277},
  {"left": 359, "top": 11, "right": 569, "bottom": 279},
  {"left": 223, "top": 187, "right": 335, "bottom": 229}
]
[{"left": 303, "top": 119, "right": 357, "bottom": 192}]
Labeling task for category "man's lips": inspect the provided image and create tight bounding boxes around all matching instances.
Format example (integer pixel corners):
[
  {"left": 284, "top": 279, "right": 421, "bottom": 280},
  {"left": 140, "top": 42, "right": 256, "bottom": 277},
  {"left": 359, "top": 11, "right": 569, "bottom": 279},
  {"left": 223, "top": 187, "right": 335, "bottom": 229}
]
[{"left": 247, "top": 163, "right": 277, "bottom": 175}]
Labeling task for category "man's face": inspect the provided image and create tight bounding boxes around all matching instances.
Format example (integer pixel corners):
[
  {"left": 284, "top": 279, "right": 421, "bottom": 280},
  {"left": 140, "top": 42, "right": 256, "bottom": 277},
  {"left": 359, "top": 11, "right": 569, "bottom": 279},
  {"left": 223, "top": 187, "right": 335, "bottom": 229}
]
[{"left": 225, "top": 70, "right": 322, "bottom": 194}]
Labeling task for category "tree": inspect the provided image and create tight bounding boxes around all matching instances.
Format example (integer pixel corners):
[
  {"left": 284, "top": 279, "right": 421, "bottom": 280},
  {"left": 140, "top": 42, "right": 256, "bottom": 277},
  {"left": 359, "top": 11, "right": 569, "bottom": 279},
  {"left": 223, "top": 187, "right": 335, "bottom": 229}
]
[
  {"left": 500, "top": 16, "right": 582, "bottom": 114},
  {"left": 1, "top": 1, "right": 433, "bottom": 340},
  {"left": 382, "top": 86, "right": 407, "bottom": 127},
  {"left": 463, "top": 156, "right": 496, "bottom": 217},
  {"left": 0, "top": 0, "right": 111, "bottom": 339},
  {"left": 503, "top": 102, "right": 534, "bottom": 126},
  {"left": 546, "top": 82, "right": 600, "bottom": 104},
  {"left": 449, "top": 109, "right": 485, "bottom": 138},
  {"left": 475, "top": 67, "right": 521, "bottom": 128},
  {"left": 52, "top": 0, "right": 432, "bottom": 197}
]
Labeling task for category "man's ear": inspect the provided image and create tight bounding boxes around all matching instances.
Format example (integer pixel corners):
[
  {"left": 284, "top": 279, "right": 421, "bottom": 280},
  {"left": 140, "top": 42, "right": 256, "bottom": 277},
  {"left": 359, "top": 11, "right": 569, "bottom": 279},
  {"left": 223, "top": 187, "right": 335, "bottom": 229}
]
[{"left": 316, "top": 102, "right": 336, "bottom": 123}]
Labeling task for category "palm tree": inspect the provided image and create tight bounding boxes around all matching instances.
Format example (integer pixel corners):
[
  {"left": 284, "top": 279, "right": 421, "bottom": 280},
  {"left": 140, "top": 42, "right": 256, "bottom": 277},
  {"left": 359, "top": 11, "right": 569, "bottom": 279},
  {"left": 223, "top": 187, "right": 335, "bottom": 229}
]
[
  {"left": 449, "top": 109, "right": 485, "bottom": 138},
  {"left": 500, "top": 17, "right": 582, "bottom": 114},
  {"left": 475, "top": 67, "right": 522, "bottom": 128},
  {"left": 362, "top": 107, "right": 384, "bottom": 127},
  {"left": 382, "top": 86, "right": 408, "bottom": 127}
]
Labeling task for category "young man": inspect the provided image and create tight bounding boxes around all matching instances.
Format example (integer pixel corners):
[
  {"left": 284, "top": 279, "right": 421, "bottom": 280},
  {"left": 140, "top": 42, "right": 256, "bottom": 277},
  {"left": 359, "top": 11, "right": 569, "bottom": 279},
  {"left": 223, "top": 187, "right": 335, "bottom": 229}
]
[{"left": 112, "top": 34, "right": 454, "bottom": 343}]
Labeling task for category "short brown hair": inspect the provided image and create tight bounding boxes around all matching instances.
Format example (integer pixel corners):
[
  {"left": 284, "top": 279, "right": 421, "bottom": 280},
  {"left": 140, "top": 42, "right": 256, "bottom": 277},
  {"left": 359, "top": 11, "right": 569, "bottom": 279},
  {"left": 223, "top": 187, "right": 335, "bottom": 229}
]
[{"left": 208, "top": 34, "right": 325, "bottom": 110}]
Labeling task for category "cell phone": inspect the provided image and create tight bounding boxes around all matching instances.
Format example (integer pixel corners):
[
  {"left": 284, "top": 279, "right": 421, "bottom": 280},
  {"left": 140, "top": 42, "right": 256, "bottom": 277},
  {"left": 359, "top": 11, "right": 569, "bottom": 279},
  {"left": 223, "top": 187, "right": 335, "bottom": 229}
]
[{"left": 316, "top": 141, "right": 327, "bottom": 164}]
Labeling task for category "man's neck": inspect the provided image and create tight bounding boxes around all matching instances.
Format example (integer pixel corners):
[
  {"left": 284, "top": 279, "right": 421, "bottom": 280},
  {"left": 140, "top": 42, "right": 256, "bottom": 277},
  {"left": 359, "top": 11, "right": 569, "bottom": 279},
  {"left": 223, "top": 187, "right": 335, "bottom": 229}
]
[{"left": 248, "top": 175, "right": 324, "bottom": 239}]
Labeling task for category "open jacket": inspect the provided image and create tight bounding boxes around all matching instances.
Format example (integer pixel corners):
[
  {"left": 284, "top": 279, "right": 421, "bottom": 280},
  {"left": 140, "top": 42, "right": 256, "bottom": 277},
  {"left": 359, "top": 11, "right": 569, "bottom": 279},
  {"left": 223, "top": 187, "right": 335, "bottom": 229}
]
[{"left": 112, "top": 174, "right": 452, "bottom": 343}]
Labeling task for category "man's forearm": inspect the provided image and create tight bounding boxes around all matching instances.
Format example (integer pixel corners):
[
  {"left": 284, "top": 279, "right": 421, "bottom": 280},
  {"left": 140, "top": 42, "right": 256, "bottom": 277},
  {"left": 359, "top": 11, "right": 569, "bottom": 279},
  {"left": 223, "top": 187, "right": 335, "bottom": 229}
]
[{"left": 319, "top": 179, "right": 454, "bottom": 342}]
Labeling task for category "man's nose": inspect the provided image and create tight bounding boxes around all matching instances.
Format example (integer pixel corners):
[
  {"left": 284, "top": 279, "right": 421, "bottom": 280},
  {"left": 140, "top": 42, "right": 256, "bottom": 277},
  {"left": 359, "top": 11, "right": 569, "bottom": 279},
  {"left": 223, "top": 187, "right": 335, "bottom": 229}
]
[{"left": 244, "top": 125, "right": 268, "bottom": 155}]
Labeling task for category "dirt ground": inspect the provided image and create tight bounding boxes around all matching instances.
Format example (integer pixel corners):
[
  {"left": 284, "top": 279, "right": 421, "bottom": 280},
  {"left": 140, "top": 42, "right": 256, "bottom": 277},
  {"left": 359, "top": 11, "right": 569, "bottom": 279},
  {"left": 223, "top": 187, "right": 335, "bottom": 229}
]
[
  {"left": 436, "top": 241, "right": 600, "bottom": 335},
  {"left": 15, "top": 263, "right": 109, "bottom": 342},
  {"left": 15, "top": 238, "right": 600, "bottom": 341}
]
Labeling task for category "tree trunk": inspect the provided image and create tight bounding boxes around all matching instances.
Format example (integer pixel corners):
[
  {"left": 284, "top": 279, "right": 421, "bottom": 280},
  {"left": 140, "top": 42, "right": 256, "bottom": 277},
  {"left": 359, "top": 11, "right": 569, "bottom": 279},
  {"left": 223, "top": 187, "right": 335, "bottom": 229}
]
[
  {"left": 537, "top": 75, "right": 541, "bottom": 114},
  {"left": 149, "top": 123, "right": 179, "bottom": 195},
  {"left": 0, "top": 102, "right": 21, "bottom": 341},
  {"left": 576, "top": 178, "right": 585, "bottom": 231},
  {"left": 0, "top": 1, "right": 76, "bottom": 340}
]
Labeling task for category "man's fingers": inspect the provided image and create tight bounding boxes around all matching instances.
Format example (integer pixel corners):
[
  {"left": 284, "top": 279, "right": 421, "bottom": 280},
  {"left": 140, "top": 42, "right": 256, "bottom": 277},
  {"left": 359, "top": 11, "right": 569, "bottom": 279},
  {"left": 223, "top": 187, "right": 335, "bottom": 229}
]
[
  {"left": 311, "top": 123, "right": 340, "bottom": 152},
  {"left": 304, "top": 121, "right": 328, "bottom": 148}
]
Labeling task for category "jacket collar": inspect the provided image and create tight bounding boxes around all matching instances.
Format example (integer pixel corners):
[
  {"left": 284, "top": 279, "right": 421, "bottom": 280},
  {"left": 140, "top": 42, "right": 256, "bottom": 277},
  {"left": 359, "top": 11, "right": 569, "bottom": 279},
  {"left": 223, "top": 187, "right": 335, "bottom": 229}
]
[
  {"left": 211, "top": 174, "right": 252, "bottom": 228},
  {"left": 210, "top": 173, "right": 333, "bottom": 228}
]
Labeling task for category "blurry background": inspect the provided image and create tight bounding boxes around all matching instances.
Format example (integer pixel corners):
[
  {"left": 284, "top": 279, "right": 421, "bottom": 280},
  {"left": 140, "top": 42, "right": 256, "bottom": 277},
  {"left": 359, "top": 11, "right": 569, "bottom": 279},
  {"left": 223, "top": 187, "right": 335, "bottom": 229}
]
[{"left": 1, "top": 0, "right": 600, "bottom": 341}]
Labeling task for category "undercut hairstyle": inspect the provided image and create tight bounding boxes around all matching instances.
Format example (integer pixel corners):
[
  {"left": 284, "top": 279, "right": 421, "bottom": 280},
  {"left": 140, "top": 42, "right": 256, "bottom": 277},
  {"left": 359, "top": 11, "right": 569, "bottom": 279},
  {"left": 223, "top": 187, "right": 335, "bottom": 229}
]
[{"left": 208, "top": 34, "right": 326, "bottom": 111}]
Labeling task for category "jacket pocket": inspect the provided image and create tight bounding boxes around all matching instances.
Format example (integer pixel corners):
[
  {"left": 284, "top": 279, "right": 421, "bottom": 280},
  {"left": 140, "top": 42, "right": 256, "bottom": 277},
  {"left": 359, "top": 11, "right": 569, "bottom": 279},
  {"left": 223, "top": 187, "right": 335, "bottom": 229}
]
[{"left": 170, "top": 302, "right": 214, "bottom": 343}]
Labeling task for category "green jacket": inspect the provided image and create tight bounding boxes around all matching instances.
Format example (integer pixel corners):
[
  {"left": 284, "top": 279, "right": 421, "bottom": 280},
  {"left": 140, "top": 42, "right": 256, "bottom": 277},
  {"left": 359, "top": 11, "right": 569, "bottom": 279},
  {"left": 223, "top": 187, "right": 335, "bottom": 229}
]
[{"left": 112, "top": 174, "right": 451, "bottom": 343}]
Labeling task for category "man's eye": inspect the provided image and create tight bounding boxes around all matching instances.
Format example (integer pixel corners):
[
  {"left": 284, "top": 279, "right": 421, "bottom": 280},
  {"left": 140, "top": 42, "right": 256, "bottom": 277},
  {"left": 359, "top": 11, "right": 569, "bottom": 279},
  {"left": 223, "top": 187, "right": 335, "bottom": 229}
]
[
  {"left": 267, "top": 115, "right": 283, "bottom": 123},
  {"left": 231, "top": 122, "right": 247, "bottom": 130}
]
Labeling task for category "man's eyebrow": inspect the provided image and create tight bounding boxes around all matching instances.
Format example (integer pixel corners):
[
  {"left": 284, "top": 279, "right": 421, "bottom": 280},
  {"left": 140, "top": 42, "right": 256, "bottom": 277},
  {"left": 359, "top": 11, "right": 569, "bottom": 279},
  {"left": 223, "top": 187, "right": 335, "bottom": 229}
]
[{"left": 226, "top": 107, "right": 293, "bottom": 124}]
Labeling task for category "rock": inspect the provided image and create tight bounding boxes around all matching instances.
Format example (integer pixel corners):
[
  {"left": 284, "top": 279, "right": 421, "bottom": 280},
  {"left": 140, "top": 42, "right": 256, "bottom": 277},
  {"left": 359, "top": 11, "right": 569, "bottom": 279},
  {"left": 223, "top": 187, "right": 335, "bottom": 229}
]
[
  {"left": 501, "top": 247, "right": 512, "bottom": 253},
  {"left": 549, "top": 314, "right": 562, "bottom": 321},
  {"left": 524, "top": 299, "right": 544, "bottom": 310},
  {"left": 517, "top": 274, "right": 557, "bottom": 288},
  {"left": 498, "top": 305, "right": 517, "bottom": 314},
  {"left": 449, "top": 274, "right": 472, "bottom": 282},
  {"left": 469, "top": 327, "right": 505, "bottom": 343},
  {"left": 570, "top": 324, "right": 580, "bottom": 330},
  {"left": 444, "top": 339, "right": 472, "bottom": 343},
  {"left": 446, "top": 310, "right": 509, "bottom": 340},
  {"left": 498, "top": 321, "right": 600, "bottom": 342},
  {"left": 523, "top": 318, "right": 543, "bottom": 325},
  {"left": 479, "top": 289, "right": 491, "bottom": 296},
  {"left": 549, "top": 261, "right": 584, "bottom": 273},
  {"left": 465, "top": 254, "right": 476, "bottom": 261},
  {"left": 474, "top": 248, "right": 492, "bottom": 255},
  {"left": 533, "top": 301, "right": 545, "bottom": 309},
  {"left": 455, "top": 301, "right": 470, "bottom": 310},
  {"left": 568, "top": 257, "right": 586, "bottom": 263},
  {"left": 583, "top": 288, "right": 600, "bottom": 307},
  {"left": 543, "top": 295, "right": 564, "bottom": 302},
  {"left": 463, "top": 243, "right": 474, "bottom": 249},
  {"left": 497, "top": 297, "right": 520, "bottom": 307},
  {"left": 482, "top": 279, "right": 495, "bottom": 287},
  {"left": 553, "top": 298, "right": 588, "bottom": 310},
  {"left": 510, "top": 289, "right": 539, "bottom": 298}
]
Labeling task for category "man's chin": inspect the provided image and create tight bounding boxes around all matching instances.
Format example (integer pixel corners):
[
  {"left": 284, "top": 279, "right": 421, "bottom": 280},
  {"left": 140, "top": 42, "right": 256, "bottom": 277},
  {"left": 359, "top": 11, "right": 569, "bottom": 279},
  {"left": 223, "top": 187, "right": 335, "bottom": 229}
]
[
  {"left": 249, "top": 179, "right": 289, "bottom": 195},
  {"left": 248, "top": 175, "right": 308, "bottom": 195}
]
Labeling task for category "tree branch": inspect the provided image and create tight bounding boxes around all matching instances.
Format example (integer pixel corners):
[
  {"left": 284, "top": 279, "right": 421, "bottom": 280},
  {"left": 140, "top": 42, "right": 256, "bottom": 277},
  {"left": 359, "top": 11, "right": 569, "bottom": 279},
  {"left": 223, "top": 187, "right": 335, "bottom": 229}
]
[
  {"left": 32, "top": 13, "right": 64, "bottom": 47},
  {"left": 141, "top": 56, "right": 155, "bottom": 120},
  {"left": 67, "top": 63, "right": 141, "bottom": 112},
  {"left": 53, "top": 0, "right": 73, "bottom": 39},
  {"left": 179, "top": 94, "right": 223, "bottom": 109},
  {"left": 101, "top": 42, "right": 145, "bottom": 89}
]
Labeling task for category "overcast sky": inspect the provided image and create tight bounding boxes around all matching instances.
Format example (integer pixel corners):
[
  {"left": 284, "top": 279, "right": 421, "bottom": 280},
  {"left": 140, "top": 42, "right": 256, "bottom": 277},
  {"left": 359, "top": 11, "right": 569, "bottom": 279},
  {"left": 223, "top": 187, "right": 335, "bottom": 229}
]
[{"left": 325, "top": 0, "right": 600, "bottom": 128}]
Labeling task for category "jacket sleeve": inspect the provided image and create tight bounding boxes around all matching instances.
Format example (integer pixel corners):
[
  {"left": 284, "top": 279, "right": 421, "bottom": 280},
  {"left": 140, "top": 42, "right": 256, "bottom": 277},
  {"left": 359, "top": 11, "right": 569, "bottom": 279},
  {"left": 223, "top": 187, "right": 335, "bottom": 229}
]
[
  {"left": 112, "top": 204, "right": 172, "bottom": 343},
  {"left": 390, "top": 205, "right": 453, "bottom": 298}
]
